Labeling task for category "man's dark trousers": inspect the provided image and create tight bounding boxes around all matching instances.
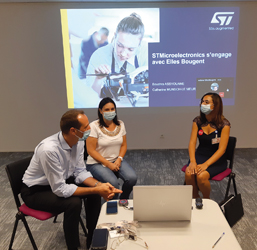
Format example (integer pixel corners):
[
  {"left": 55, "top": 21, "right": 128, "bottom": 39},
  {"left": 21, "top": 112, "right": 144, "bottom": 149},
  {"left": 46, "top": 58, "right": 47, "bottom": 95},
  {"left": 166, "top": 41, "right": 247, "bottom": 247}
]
[{"left": 21, "top": 178, "right": 101, "bottom": 249}]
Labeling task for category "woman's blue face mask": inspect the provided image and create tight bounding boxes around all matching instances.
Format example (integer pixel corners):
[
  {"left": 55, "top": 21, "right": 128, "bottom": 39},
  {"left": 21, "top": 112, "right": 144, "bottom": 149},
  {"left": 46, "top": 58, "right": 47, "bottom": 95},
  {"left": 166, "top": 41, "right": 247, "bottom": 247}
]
[
  {"left": 200, "top": 104, "right": 213, "bottom": 115},
  {"left": 103, "top": 111, "right": 116, "bottom": 121}
]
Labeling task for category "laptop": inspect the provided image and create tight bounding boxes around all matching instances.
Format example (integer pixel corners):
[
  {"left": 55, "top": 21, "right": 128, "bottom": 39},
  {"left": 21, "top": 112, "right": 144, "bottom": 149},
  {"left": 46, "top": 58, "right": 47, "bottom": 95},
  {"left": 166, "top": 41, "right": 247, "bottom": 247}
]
[{"left": 133, "top": 185, "right": 193, "bottom": 222}]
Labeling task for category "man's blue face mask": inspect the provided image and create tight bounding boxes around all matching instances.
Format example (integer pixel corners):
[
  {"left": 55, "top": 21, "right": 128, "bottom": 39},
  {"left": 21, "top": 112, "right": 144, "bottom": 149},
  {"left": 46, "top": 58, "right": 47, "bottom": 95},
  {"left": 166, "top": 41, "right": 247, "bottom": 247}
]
[{"left": 75, "top": 129, "right": 91, "bottom": 141}]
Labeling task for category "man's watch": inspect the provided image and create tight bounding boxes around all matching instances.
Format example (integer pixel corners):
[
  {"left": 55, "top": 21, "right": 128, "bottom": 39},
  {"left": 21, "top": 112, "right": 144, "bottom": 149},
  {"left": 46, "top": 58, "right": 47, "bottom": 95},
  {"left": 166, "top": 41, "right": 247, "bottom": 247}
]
[{"left": 118, "top": 156, "right": 123, "bottom": 161}]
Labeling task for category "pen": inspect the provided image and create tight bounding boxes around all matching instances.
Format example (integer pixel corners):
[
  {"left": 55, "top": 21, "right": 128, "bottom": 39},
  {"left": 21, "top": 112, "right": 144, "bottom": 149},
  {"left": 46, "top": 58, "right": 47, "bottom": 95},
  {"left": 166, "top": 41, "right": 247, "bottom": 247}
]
[{"left": 212, "top": 232, "right": 225, "bottom": 248}]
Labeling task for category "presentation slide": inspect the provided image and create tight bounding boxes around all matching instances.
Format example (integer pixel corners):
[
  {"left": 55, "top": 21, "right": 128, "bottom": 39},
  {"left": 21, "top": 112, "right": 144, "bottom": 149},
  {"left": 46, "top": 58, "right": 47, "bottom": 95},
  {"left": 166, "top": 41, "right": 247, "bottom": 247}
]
[{"left": 61, "top": 7, "right": 239, "bottom": 108}]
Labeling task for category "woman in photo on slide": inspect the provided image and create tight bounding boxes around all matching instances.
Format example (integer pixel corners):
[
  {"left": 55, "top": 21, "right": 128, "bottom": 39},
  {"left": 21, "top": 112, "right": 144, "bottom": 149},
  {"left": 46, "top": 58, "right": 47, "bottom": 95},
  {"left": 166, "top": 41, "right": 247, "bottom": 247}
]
[
  {"left": 185, "top": 92, "right": 231, "bottom": 198},
  {"left": 85, "top": 12, "right": 147, "bottom": 98}
]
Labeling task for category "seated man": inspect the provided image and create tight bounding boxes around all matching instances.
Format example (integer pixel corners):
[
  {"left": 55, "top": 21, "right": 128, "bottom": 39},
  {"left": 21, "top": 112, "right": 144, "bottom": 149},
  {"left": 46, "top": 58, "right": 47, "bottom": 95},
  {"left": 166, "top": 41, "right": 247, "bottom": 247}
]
[{"left": 21, "top": 109, "right": 122, "bottom": 250}]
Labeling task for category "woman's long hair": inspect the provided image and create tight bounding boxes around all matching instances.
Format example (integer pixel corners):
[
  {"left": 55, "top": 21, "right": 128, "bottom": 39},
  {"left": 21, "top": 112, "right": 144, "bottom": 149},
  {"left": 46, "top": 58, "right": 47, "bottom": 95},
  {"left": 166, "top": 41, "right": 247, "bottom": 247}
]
[{"left": 98, "top": 97, "right": 120, "bottom": 128}]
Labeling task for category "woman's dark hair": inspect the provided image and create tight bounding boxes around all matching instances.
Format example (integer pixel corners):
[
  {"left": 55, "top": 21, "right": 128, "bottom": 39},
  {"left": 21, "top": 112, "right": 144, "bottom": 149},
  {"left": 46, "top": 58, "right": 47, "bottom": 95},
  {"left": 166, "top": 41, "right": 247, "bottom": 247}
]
[
  {"left": 200, "top": 92, "right": 224, "bottom": 126},
  {"left": 116, "top": 13, "right": 145, "bottom": 40},
  {"left": 60, "top": 109, "right": 84, "bottom": 134},
  {"left": 98, "top": 97, "right": 120, "bottom": 128}
]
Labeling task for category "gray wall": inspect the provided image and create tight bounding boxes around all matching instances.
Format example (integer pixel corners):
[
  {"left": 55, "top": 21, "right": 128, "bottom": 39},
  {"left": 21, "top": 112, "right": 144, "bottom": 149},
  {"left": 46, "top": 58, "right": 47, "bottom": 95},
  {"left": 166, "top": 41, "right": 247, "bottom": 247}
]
[{"left": 0, "top": 1, "right": 256, "bottom": 151}]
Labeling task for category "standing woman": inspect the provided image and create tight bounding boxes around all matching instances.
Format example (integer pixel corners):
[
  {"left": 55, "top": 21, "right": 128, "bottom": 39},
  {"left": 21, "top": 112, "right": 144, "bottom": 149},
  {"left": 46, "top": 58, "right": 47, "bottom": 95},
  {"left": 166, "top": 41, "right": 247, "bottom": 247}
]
[
  {"left": 86, "top": 97, "right": 137, "bottom": 199},
  {"left": 185, "top": 92, "right": 230, "bottom": 198}
]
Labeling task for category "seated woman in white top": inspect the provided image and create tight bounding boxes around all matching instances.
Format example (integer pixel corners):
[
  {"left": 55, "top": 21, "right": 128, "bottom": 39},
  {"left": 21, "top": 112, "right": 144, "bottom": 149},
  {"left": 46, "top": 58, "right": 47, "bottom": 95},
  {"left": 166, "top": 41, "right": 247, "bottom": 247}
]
[{"left": 86, "top": 97, "right": 137, "bottom": 199}]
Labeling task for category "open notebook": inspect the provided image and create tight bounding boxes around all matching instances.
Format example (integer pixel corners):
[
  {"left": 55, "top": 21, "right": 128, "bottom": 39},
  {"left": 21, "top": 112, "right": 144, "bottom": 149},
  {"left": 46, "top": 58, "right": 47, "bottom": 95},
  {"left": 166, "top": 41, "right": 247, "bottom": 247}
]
[{"left": 133, "top": 185, "right": 193, "bottom": 222}]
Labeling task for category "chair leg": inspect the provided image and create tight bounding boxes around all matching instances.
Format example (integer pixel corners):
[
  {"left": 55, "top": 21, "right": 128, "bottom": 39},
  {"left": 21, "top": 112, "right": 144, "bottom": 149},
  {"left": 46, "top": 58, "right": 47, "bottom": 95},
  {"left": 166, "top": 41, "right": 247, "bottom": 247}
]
[
  {"left": 20, "top": 212, "right": 38, "bottom": 250},
  {"left": 53, "top": 215, "right": 58, "bottom": 223},
  {"left": 8, "top": 214, "right": 20, "bottom": 250},
  {"left": 224, "top": 173, "right": 235, "bottom": 200},
  {"left": 79, "top": 216, "right": 88, "bottom": 237}
]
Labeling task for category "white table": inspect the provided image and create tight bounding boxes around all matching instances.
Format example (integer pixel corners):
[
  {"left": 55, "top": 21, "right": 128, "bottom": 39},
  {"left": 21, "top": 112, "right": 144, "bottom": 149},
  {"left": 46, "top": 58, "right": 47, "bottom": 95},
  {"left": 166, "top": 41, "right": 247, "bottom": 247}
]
[{"left": 97, "top": 199, "right": 242, "bottom": 250}]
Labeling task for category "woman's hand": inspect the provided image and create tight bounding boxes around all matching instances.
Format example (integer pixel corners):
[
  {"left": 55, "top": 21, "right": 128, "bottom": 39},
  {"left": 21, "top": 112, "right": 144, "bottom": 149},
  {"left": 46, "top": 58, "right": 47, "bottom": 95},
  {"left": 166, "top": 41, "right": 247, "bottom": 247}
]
[
  {"left": 187, "top": 162, "right": 197, "bottom": 175},
  {"left": 107, "top": 162, "right": 120, "bottom": 172},
  {"left": 114, "top": 158, "right": 122, "bottom": 168},
  {"left": 95, "top": 64, "right": 111, "bottom": 79},
  {"left": 196, "top": 163, "right": 209, "bottom": 175}
]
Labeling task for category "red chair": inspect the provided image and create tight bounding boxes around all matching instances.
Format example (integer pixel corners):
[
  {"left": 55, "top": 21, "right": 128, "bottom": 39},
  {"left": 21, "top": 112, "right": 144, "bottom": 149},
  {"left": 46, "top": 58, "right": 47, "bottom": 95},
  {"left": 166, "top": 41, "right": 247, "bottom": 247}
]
[
  {"left": 5, "top": 156, "right": 87, "bottom": 250},
  {"left": 182, "top": 136, "right": 237, "bottom": 200}
]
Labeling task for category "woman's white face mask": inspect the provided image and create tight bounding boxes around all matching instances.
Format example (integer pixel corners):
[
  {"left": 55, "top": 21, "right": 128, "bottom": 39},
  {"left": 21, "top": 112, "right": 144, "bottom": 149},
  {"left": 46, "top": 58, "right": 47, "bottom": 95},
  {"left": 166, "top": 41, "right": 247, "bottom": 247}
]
[{"left": 200, "top": 104, "right": 213, "bottom": 115}]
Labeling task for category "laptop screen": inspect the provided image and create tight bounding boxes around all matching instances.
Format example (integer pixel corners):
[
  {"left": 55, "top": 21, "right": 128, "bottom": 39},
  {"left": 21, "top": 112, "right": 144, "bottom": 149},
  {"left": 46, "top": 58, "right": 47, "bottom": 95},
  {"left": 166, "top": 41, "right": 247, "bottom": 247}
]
[{"left": 133, "top": 185, "right": 193, "bottom": 222}]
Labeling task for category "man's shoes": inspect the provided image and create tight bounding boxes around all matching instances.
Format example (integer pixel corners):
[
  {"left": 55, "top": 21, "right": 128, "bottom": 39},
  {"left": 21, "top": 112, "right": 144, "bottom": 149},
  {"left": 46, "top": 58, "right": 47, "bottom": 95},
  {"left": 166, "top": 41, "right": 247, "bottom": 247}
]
[{"left": 68, "top": 247, "right": 78, "bottom": 250}]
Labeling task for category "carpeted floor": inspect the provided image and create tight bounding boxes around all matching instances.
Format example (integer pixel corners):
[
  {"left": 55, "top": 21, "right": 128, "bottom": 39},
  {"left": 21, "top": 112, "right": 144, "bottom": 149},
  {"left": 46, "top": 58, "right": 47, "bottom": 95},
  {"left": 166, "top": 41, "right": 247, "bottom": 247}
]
[{"left": 0, "top": 149, "right": 256, "bottom": 249}]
